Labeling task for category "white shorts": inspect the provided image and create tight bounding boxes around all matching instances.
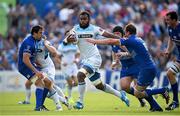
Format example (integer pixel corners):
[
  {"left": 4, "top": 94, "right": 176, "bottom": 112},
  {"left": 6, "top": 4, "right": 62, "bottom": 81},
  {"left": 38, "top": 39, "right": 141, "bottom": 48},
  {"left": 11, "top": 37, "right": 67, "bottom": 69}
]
[
  {"left": 81, "top": 54, "right": 102, "bottom": 73},
  {"left": 61, "top": 63, "right": 78, "bottom": 80},
  {"left": 40, "top": 64, "right": 55, "bottom": 82}
]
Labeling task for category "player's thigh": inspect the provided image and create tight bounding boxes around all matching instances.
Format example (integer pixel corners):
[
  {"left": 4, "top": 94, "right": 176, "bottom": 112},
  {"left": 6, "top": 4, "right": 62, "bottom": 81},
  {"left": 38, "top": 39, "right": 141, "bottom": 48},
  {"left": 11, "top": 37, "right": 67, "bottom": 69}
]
[
  {"left": 137, "top": 67, "right": 156, "bottom": 87},
  {"left": 41, "top": 65, "right": 55, "bottom": 82}
]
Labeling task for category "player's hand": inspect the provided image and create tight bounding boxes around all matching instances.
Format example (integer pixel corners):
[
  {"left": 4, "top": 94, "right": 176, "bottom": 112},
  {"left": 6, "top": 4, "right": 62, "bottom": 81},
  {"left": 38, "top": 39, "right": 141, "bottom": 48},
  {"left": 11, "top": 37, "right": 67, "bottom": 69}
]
[
  {"left": 35, "top": 71, "right": 44, "bottom": 79},
  {"left": 66, "top": 34, "right": 77, "bottom": 43},
  {"left": 111, "top": 62, "right": 118, "bottom": 70},
  {"left": 42, "top": 35, "right": 47, "bottom": 40},
  {"left": 116, "top": 52, "right": 129, "bottom": 58},
  {"left": 44, "top": 40, "right": 50, "bottom": 47},
  {"left": 160, "top": 50, "right": 170, "bottom": 57}
]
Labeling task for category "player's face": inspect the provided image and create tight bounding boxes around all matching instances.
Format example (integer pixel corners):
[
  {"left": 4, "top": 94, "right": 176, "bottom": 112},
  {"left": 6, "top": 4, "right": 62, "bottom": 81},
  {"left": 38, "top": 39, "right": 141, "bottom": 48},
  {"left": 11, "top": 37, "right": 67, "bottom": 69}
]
[
  {"left": 36, "top": 29, "right": 43, "bottom": 40},
  {"left": 113, "top": 32, "right": 122, "bottom": 38},
  {"left": 79, "top": 14, "right": 89, "bottom": 28},
  {"left": 124, "top": 30, "right": 130, "bottom": 38},
  {"left": 165, "top": 15, "right": 174, "bottom": 27}
]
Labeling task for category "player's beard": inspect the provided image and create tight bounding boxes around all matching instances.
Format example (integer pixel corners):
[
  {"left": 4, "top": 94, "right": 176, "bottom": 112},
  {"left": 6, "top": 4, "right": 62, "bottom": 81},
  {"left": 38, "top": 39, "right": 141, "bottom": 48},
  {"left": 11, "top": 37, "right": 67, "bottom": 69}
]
[{"left": 80, "top": 22, "right": 89, "bottom": 29}]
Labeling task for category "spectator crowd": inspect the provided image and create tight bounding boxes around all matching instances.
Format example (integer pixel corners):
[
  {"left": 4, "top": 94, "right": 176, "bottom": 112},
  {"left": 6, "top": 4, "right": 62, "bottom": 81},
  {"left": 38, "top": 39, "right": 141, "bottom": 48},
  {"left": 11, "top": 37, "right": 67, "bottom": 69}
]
[{"left": 0, "top": 0, "right": 180, "bottom": 75}]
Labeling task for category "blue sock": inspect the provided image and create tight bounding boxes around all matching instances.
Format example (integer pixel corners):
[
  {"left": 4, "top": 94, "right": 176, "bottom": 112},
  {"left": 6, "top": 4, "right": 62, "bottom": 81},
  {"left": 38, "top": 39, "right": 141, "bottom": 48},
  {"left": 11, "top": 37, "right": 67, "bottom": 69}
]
[
  {"left": 145, "top": 88, "right": 166, "bottom": 96},
  {"left": 35, "top": 87, "right": 44, "bottom": 109},
  {"left": 128, "top": 87, "right": 134, "bottom": 95},
  {"left": 171, "top": 82, "right": 179, "bottom": 103},
  {"left": 41, "top": 88, "right": 49, "bottom": 106},
  {"left": 145, "top": 95, "right": 161, "bottom": 109}
]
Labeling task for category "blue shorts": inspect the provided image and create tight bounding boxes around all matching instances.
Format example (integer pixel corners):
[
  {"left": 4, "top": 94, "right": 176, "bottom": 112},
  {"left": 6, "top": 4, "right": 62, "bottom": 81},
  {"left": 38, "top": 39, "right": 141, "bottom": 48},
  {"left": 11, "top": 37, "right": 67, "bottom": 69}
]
[
  {"left": 137, "top": 67, "right": 157, "bottom": 86},
  {"left": 120, "top": 64, "right": 140, "bottom": 79},
  {"left": 18, "top": 66, "right": 39, "bottom": 80}
]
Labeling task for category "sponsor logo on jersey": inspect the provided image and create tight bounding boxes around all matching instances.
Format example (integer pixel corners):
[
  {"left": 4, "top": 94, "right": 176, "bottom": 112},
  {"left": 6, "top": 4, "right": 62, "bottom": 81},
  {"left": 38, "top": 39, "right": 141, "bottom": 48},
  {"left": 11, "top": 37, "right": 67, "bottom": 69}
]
[{"left": 78, "top": 34, "right": 93, "bottom": 38}]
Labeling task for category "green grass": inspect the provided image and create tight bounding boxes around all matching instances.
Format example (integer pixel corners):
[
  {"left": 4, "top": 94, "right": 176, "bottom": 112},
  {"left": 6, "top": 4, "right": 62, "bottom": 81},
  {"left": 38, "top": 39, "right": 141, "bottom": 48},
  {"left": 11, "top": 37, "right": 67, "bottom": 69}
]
[
  {"left": 0, "top": 92, "right": 180, "bottom": 116},
  {"left": 0, "top": 0, "right": 16, "bottom": 36}
]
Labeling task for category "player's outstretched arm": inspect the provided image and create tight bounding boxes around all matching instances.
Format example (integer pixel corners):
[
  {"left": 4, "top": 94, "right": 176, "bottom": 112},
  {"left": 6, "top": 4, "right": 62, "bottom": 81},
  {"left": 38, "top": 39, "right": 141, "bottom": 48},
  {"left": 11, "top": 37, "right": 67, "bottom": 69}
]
[
  {"left": 86, "top": 38, "right": 121, "bottom": 45},
  {"left": 44, "top": 40, "right": 58, "bottom": 57},
  {"left": 102, "top": 31, "right": 121, "bottom": 39},
  {"left": 23, "top": 53, "right": 44, "bottom": 79},
  {"left": 161, "top": 38, "right": 174, "bottom": 57}
]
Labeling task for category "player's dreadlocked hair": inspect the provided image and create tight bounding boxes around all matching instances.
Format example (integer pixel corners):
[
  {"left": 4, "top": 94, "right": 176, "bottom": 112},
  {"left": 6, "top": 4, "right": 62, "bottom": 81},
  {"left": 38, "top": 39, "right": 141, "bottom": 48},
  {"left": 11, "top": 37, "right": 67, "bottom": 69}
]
[{"left": 79, "top": 11, "right": 90, "bottom": 19}]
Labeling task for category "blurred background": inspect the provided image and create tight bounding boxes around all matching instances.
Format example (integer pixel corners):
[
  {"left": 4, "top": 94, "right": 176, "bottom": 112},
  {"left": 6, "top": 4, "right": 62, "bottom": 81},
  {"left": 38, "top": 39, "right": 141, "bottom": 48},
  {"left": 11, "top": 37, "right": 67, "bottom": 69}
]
[{"left": 0, "top": 0, "right": 180, "bottom": 91}]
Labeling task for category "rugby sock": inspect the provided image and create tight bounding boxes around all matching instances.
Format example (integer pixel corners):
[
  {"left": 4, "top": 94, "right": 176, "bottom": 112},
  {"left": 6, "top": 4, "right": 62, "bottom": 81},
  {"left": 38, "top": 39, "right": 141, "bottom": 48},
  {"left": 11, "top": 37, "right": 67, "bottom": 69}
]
[
  {"left": 127, "top": 87, "right": 145, "bottom": 106},
  {"left": 58, "top": 95, "right": 67, "bottom": 103},
  {"left": 171, "top": 82, "right": 179, "bottom": 103},
  {"left": 138, "top": 98, "right": 145, "bottom": 105},
  {"left": 41, "top": 88, "right": 49, "bottom": 106},
  {"left": 145, "top": 88, "right": 166, "bottom": 95},
  {"left": 54, "top": 85, "right": 66, "bottom": 98},
  {"left": 104, "top": 84, "right": 121, "bottom": 98},
  {"left": 67, "top": 86, "right": 72, "bottom": 99},
  {"left": 35, "top": 87, "right": 44, "bottom": 108},
  {"left": 129, "top": 87, "right": 135, "bottom": 95},
  {"left": 78, "top": 82, "right": 86, "bottom": 103},
  {"left": 49, "top": 88, "right": 62, "bottom": 108},
  {"left": 25, "top": 88, "right": 31, "bottom": 102},
  {"left": 145, "top": 95, "right": 162, "bottom": 109}
]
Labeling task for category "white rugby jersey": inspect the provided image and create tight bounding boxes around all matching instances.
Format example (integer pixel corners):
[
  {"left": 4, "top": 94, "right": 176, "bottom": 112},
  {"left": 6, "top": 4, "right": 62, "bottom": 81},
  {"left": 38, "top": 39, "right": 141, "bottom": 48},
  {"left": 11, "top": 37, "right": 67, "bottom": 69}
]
[
  {"left": 71, "top": 24, "right": 104, "bottom": 60},
  {"left": 35, "top": 39, "right": 55, "bottom": 68},
  {"left": 58, "top": 43, "right": 78, "bottom": 65}
]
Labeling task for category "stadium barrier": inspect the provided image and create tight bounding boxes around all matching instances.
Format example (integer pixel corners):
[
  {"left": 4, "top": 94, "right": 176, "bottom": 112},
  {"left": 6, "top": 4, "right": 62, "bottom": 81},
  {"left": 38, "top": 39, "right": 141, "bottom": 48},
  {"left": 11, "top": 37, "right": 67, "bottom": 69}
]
[{"left": 0, "top": 70, "right": 180, "bottom": 92}]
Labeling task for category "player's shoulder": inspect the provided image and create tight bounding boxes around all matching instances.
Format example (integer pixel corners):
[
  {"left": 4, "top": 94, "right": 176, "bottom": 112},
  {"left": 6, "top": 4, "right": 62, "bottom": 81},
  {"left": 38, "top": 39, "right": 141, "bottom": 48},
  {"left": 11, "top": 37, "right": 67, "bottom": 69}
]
[
  {"left": 177, "top": 22, "right": 180, "bottom": 29},
  {"left": 73, "top": 24, "right": 80, "bottom": 30},
  {"left": 22, "top": 34, "right": 34, "bottom": 44}
]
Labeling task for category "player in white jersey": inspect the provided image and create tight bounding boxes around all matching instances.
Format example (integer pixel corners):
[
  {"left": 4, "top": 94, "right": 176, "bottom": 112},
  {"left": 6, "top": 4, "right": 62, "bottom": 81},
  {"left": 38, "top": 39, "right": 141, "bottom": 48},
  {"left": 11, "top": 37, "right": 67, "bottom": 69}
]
[
  {"left": 19, "top": 36, "right": 70, "bottom": 111},
  {"left": 64, "top": 11, "right": 129, "bottom": 109},
  {"left": 57, "top": 33, "right": 79, "bottom": 99}
]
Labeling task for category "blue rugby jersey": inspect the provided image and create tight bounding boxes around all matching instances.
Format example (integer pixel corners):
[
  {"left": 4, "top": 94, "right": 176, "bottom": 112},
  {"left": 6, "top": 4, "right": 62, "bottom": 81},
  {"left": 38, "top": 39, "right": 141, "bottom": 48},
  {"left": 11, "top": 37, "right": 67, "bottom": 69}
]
[
  {"left": 120, "top": 35, "right": 155, "bottom": 69},
  {"left": 168, "top": 22, "right": 180, "bottom": 62}
]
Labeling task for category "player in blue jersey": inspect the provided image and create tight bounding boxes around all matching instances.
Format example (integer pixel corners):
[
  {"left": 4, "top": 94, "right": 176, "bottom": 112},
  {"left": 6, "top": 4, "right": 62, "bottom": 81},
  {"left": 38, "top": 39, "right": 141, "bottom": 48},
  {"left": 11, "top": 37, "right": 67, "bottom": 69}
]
[
  {"left": 161, "top": 11, "right": 180, "bottom": 110},
  {"left": 18, "top": 35, "right": 70, "bottom": 111},
  {"left": 18, "top": 25, "right": 52, "bottom": 111},
  {"left": 86, "top": 24, "right": 170, "bottom": 112},
  {"left": 64, "top": 11, "right": 129, "bottom": 109},
  {"left": 111, "top": 26, "right": 146, "bottom": 107}
]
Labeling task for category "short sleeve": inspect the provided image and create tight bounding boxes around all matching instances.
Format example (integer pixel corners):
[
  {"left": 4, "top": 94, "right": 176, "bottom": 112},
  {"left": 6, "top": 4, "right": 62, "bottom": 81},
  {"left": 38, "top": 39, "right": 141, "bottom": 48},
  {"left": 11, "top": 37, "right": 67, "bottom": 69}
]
[
  {"left": 112, "top": 45, "right": 119, "bottom": 53},
  {"left": 120, "top": 38, "right": 127, "bottom": 46},
  {"left": 23, "top": 42, "right": 34, "bottom": 55}
]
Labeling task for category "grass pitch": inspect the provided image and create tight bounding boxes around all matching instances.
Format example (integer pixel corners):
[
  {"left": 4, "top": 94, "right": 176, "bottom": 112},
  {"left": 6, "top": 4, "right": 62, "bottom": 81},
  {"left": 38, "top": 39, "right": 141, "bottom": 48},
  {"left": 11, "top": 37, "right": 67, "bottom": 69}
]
[{"left": 0, "top": 92, "right": 179, "bottom": 116}]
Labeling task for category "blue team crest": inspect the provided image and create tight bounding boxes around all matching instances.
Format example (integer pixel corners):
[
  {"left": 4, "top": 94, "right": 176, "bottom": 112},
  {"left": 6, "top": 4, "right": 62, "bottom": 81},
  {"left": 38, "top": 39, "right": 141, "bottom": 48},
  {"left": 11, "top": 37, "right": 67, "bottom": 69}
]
[
  {"left": 169, "top": 29, "right": 172, "bottom": 33},
  {"left": 26, "top": 45, "right": 31, "bottom": 50}
]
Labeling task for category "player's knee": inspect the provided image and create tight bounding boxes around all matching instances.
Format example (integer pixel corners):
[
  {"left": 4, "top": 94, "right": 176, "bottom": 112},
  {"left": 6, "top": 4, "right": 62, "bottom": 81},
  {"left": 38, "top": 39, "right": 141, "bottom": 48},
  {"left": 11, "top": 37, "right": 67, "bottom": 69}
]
[
  {"left": 121, "top": 85, "right": 130, "bottom": 92},
  {"left": 35, "top": 79, "right": 44, "bottom": 87},
  {"left": 25, "top": 80, "right": 32, "bottom": 89},
  {"left": 44, "top": 78, "right": 53, "bottom": 88},
  {"left": 77, "top": 72, "right": 86, "bottom": 82},
  {"left": 121, "top": 82, "right": 130, "bottom": 92},
  {"left": 167, "top": 69, "right": 175, "bottom": 79}
]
